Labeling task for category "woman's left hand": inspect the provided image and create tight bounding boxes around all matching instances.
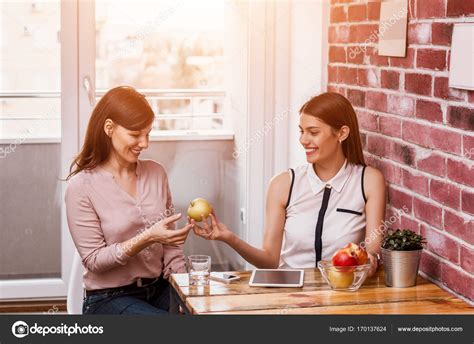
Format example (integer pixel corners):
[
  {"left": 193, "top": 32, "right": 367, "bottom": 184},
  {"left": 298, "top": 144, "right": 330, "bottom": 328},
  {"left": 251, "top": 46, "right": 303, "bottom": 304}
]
[{"left": 367, "top": 252, "right": 378, "bottom": 278}]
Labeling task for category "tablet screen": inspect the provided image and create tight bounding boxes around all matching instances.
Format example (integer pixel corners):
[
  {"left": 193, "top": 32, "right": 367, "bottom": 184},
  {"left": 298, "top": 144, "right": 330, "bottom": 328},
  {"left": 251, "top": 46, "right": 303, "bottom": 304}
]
[{"left": 250, "top": 269, "right": 304, "bottom": 287}]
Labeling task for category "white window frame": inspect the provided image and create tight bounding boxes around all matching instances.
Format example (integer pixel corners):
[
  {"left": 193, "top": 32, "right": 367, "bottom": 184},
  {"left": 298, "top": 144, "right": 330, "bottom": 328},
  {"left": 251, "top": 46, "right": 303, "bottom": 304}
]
[{"left": 0, "top": 0, "right": 79, "bottom": 300}]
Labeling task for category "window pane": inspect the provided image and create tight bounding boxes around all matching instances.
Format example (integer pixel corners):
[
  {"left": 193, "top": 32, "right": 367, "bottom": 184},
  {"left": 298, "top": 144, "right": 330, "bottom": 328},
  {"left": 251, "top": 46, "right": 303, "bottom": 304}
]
[
  {"left": 0, "top": 0, "right": 61, "bottom": 280},
  {"left": 95, "top": 0, "right": 225, "bottom": 131}
]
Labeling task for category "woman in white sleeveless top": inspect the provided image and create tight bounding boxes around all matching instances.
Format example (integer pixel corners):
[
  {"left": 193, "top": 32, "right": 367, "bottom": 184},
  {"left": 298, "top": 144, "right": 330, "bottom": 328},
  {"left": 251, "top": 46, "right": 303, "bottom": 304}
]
[{"left": 192, "top": 92, "right": 386, "bottom": 277}]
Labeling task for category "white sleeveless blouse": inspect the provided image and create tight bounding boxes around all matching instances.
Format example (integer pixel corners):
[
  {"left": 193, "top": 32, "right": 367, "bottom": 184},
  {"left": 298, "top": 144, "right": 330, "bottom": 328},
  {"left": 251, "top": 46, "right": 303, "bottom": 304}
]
[{"left": 279, "top": 160, "right": 367, "bottom": 268}]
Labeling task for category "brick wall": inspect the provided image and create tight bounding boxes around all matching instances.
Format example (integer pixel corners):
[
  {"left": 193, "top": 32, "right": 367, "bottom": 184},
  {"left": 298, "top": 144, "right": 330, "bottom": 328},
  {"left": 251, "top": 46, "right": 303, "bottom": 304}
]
[{"left": 327, "top": 0, "right": 473, "bottom": 301}]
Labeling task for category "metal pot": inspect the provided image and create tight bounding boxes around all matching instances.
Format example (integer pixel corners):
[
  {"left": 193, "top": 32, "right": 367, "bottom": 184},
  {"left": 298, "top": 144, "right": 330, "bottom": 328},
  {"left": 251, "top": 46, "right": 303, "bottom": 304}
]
[{"left": 381, "top": 247, "right": 422, "bottom": 287}]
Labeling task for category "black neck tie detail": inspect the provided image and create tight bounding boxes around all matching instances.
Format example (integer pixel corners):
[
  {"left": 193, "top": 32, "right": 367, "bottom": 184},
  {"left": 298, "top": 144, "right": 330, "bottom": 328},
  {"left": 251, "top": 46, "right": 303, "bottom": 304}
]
[{"left": 315, "top": 185, "right": 332, "bottom": 266}]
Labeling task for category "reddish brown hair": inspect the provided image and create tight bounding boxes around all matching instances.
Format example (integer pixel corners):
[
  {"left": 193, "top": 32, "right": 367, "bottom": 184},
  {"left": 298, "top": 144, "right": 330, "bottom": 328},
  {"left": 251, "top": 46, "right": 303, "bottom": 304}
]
[
  {"left": 299, "top": 92, "right": 366, "bottom": 166},
  {"left": 67, "top": 86, "right": 155, "bottom": 180}
]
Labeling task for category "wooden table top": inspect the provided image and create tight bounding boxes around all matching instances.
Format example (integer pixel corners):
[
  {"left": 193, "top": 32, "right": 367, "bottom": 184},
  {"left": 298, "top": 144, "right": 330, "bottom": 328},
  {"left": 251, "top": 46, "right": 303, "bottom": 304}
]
[{"left": 169, "top": 267, "right": 474, "bottom": 315}]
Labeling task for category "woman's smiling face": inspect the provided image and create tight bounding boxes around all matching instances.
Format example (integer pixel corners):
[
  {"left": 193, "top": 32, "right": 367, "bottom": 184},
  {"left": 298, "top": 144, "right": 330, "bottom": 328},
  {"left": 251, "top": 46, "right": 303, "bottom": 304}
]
[
  {"left": 108, "top": 123, "right": 152, "bottom": 164},
  {"left": 299, "top": 113, "right": 343, "bottom": 164}
]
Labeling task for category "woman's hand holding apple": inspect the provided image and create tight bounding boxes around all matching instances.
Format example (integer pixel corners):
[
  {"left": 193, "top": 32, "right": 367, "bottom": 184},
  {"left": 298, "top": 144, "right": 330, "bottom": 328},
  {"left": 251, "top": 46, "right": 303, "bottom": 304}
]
[{"left": 190, "top": 211, "right": 234, "bottom": 243}]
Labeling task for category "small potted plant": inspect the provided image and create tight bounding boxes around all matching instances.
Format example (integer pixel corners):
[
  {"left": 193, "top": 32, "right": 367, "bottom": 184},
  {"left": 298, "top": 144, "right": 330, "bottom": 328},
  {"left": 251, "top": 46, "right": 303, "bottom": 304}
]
[{"left": 381, "top": 229, "right": 426, "bottom": 288}]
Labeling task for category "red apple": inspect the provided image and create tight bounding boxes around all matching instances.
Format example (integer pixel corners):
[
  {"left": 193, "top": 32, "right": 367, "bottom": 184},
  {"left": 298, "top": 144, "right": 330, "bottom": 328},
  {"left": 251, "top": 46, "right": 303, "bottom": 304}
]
[
  {"left": 332, "top": 243, "right": 369, "bottom": 266},
  {"left": 332, "top": 249, "right": 358, "bottom": 266}
]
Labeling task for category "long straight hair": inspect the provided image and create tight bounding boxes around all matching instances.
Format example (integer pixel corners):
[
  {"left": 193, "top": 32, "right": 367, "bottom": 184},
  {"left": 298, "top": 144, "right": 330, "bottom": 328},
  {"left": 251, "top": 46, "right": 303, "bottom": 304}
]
[
  {"left": 66, "top": 86, "right": 155, "bottom": 180},
  {"left": 299, "top": 92, "right": 366, "bottom": 166}
]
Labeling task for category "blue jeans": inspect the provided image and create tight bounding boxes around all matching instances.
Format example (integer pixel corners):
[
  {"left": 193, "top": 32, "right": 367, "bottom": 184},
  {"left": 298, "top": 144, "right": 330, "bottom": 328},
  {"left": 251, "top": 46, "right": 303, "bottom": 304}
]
[{"left": 82, "top": 277, "right": 170, "bottom": 315}]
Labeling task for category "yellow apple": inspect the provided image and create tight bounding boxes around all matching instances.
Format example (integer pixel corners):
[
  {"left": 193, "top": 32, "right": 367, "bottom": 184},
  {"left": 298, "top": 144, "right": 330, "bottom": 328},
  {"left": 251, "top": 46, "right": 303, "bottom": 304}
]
[
  {"left": 187, "top": 198, "right": 213, "bottom": 222},
  {"left": 328, "top": 269, "right": 354, "bottom": 288}
]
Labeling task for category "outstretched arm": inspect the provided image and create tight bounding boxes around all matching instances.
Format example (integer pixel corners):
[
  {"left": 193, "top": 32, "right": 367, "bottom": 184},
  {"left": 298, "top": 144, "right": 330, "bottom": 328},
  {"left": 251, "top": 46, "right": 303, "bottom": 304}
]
[{"left": 192, "top": 171, "right": 291, "bottom": 268}]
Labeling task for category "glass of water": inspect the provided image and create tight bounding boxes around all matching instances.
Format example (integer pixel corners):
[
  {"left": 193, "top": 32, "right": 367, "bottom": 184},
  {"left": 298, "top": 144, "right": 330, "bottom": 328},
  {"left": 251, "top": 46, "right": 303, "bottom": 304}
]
[{"left": 187, "top": 255, "right": 211, "bottom": 286}]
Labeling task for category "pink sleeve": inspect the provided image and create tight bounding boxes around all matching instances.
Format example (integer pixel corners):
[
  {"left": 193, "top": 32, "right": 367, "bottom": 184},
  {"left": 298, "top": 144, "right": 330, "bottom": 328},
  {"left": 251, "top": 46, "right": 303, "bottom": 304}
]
[
  {"left": 161, "top": 173, "right": 187, "bottom": 278},
  {"left": 65, "top": 177, "right": 131, "bottom": 273}
]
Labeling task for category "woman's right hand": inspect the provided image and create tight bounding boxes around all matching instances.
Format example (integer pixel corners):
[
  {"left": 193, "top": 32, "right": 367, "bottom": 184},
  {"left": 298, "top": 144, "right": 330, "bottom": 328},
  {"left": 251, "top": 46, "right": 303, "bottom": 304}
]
[
  {"left": 147, "top": 213, "right": 193, "bottom": 246},
  {"left": 191, "top": 211, "right": 233, "bottom": 243}
]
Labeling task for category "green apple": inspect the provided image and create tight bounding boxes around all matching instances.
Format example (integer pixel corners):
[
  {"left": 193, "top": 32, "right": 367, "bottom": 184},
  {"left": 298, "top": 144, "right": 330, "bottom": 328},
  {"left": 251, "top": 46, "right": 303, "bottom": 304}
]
[
  {"left": 328, "top": 270, "right": 354, "bottom": 288},
  {"left": 187, "top": 198, "right": 213, "bottom": 222}
]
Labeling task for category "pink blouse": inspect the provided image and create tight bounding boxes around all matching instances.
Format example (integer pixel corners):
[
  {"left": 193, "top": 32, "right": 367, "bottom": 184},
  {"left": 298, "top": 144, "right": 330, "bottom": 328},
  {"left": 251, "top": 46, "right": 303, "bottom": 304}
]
[{"left": 65, "top": 159, "right": 186, "bottom": 290}]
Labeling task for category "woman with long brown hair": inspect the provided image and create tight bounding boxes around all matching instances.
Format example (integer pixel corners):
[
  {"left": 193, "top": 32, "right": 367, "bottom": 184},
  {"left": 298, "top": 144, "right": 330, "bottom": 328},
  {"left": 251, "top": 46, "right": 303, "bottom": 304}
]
[
  {"left": 192, "top": 92, "right": 386, "bottom": 277},
  {"left": 65, "top": 86, "right": 192, "bottom": 314}
]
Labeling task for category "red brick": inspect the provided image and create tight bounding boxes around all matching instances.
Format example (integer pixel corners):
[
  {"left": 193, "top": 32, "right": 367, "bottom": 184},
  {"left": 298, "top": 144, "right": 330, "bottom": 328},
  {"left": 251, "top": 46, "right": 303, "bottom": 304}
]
[
  {"left": 447, "top": 106, "right": 474, "bottom": 131},
  {"left": 367, "top": 1, "right": 381, "bottom": 20},
  {"left": 368, "top": 135, "right": 416, "bottom": 166},
  {"left": 357, "top": 110, "right": 378, "bottom": 131},
  {"left": 381, "top": 70, "right": 400, "bottom": 90},
  {"left": 366, "top": 91, "right": 387, "bottom": 112},
  {"left": 420, "top": 251, "right": 442, "bottom": 279},
  {"left": 402, "top": 121, "right": 462, "bottom": 155},
  {"left": 327, "top": 85, "right": 346, "bottom": 96},
  {"left": 379, "top": 115, "right": 402, "bottom": 138},
  {"left": 402, "top": 169, "right": 429, "bottom": 197},
  {"left": 444, "top": 210, "right": 474, "bottom": 245},
  {"left": 387, "top": 94, "right": 415, "bottom": 117},
  {"left": 376, "top": 159, "right": 403, "bottom": 185},
  {"left": 368, "top": 47, "right": 389, "bottom": 66},
  {"left": 390, "top": 48, "right": 415, "bottom": 68},
  {"left": 388, "top": 187, "right": 414, "bottom": 213},
  {"left": 441, "top": 263, "right": 474, "bottom": 301},
  {"left": 469, "top": 91, "right": 474, "bottom": 103},
  {"left": 348, "top": 4, "right": 367, "bottom": 21},
  {"left": 462, "top": 189, "right": 474, "bottom": 215},
  {"left": 417, "top": 152, "right": 446, "bottom": 177},
  {"left": 360, "top": 132, "right": 367, "bottom": 150},
  {"left": 347, "top": 89, "right": 365, "bottom": 107},
  {"left": 329, "top": 46, "right": 346, "bottom": 63},
  {"left": 430, "top": 179, "right": 461, "bottom": 210},
  {"left": 447, "top": 158, "right": 474, "bottom": 187},
  {"left": 417, "top": 0, "right": 446, "bottom": 18},
  {"left": 416, "top": 49, "right": 447, "bottom": 71},
  {"left": 416, "top": 100, "right": 443, "bottom": 123},
  {"left": 329, "top": 26, "right": 337, "bottom": 43},
  {"left": 330, "top": 6, "right": 347, "bottom": 23},
  {"left": 408, "top": 23, "right": 431, "bottom": 44},
  {"left": 447, "top": 0, "right": 474, "bottom": 16},
  {"left": 348, "top": 46, "right": 365, "bottom": 64},
  {"left": 349, "top": 24, "right": 379, "bottom": 43},
  {"left": 414, "top": 197, "right": 442, "bottom": 228},
  {"left": 434, "top": 76, "right": 466, "bottom": 101},
  {"left": 328, "top": 65, "right": 338, "bottom": 83},
  {"left": 463, "top": 135, "right": 474, "bottom": 161},
  {"left": 432, "top": 23, "right": 453, "bottom": 46},
  {"left": 385, "top": 207, "right": 402, "bottom": 229},
  {"left": 329, "top": 25, "right": 350, "bottom": 44},
  {"left": 405, "top": 73, "right": 432, "bottom": 96},
  {"left": 337, "top": 66, "right": 358, "bottom": 85},
  {"left": 400, "top": 215, "right": 420, "bottom": 232},
  {"left": 357, "top": 68, "right": 379, "bottom": 87},
  {"left": 460, "top": 246, "right": 474, "bottom": 274},
  {"left": 425, "top": 228, "right": 460, "bottom": 263}
]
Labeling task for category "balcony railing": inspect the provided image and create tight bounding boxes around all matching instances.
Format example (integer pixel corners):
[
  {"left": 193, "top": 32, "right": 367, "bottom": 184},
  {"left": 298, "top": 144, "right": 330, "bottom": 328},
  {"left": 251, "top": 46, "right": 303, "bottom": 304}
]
[{"left": 0, "top": 89, "right": 227, "bottom": 142}]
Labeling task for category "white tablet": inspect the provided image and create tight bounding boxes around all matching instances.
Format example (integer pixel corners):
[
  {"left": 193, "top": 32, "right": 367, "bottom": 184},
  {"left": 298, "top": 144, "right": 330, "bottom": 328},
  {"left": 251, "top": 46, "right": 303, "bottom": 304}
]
[{"left": 249, "top": 269, "right": 304, "bottom": 287}]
